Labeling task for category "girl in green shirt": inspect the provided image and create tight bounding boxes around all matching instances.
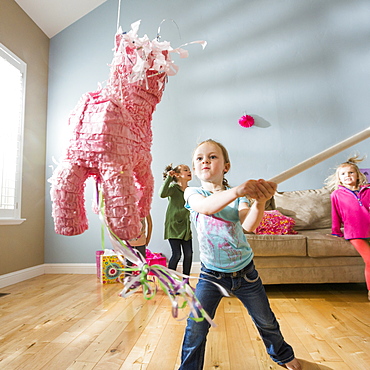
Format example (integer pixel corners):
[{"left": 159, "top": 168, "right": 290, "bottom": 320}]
[{"left": 159, "top": 164, "right": 193, "bottom": 276}]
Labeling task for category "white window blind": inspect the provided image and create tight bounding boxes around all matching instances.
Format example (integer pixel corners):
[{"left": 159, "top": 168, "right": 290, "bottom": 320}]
[{"left": 0, "top": 44, "right": 26, "bottom": 224}]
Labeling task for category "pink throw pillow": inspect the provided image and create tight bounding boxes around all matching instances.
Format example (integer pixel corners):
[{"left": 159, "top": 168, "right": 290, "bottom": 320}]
[{"left": 255, "top": 210, "right": 297, "bottom": 235}]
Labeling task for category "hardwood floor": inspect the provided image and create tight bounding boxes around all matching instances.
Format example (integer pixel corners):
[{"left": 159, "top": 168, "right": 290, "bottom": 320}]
[{"left": 0, "top": 274, "right": 369, "bottom": 369}]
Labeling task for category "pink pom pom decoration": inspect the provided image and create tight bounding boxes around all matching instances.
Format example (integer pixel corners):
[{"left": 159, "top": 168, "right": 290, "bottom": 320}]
[{"left": 239, "top": 114, "right": 254, "bottom": 128}]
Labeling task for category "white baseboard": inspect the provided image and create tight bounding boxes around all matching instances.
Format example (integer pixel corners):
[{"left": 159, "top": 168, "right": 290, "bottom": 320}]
[
  {"left": 0, "top": 262, "right": 202, "bottom": 289},
  {"left": 43, "top": 263, "right": 96, "bottom": 274},
  {"left": 0, "top": 264, "right": 45, "bottom": 289}
]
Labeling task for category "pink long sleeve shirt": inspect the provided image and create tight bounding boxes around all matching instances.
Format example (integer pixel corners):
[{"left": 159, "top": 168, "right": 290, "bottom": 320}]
[{"left": 331, "top": 184, "right": 370, "bottom": 240}]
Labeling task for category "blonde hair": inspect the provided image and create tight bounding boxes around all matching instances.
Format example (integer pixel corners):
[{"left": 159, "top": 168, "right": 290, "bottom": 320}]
[
  {"left": 192, "top": 139, "right": 231, "bottom": 188},
  {"left": 162, "top": 163, "right": 183, "bottom": 183},
  {"left": 325, "top": 154, "right": 368, "bottom": 190}
]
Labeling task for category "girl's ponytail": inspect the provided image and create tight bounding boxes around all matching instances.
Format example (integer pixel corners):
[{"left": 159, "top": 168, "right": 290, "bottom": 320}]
[
  {"left": 222, "top": 176, "right": 230, "bottom": 189},
  {"left": 162, "top": 163, "right": 182, "bottom": 182},
  {"left": 162, "top": 164, "right": 173, "bottom": 180}
]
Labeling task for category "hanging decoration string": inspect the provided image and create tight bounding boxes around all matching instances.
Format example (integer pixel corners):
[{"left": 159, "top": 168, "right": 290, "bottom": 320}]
[
  {"left": 97, "top": 185, "right": 229, "bottom": 327},
  {"left": 157, "top": 19, "right": 181, "bottom": 41},
  {"left": 116, "top": 0, "right": 122, "bottom": 32}
]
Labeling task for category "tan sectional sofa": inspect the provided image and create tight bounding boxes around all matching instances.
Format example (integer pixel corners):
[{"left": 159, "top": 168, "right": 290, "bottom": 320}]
[{"left": 246, "top": 187, "right": 365, "bottom": 284}]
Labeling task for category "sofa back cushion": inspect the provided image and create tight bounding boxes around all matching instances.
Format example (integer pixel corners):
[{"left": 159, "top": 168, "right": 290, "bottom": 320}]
[{"left": 274, "top": 187, "right": 331, "bottom": 230}]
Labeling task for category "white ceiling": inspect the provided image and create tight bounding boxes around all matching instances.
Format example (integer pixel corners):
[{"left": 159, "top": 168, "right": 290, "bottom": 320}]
[{"left": 15, "top": 0, "right": 108, "bottom": 38}]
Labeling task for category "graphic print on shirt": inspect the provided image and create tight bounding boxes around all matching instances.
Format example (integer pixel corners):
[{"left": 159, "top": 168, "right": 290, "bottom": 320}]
[{"left": 197, "top": 213, "right": 243, "bottom": 268}]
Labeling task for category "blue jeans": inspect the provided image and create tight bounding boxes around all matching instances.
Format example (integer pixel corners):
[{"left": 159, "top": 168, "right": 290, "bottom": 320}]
[{"left": 179, "top": 261, "right": 295, "bottom": 369}]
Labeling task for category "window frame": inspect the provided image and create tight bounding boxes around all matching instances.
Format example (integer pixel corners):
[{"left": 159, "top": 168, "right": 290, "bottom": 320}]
[{"left": 0, "top": 43, "right": 26, "bottom": 225}]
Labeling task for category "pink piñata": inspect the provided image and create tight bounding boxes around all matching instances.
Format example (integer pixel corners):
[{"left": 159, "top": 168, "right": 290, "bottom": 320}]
[{"left": 49, "top": 20, "right": 205, "bottom": 240}]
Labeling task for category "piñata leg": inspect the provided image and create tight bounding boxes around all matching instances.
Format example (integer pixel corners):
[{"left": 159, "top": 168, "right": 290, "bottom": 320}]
[
  {"left": 134, "top": 150, "right": 154, "bottom": 219},
  {"left": 100, "top": 166, "right": 141, "bottom": 240},
  {"left": 50, "top": 163, "right": 90, "bottom": 236}
]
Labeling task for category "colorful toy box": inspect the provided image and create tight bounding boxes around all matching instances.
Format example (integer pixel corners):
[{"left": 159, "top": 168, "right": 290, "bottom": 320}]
[
  {"left": 96, "top": 249, "right": 167, "bottom": 283},
  {"left": 96, "top": 250, "right": 125, "bottom": 284}
]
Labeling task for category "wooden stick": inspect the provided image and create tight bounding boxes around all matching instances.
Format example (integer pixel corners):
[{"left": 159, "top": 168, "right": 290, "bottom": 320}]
[{"left": 269, "top": 127, "right": 370, "bottom": 184}]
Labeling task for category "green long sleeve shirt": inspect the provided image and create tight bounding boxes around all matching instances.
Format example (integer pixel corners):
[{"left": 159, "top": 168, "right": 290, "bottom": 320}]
[{"left": 158, "top": 176, "right": 192, "bottom": 241}]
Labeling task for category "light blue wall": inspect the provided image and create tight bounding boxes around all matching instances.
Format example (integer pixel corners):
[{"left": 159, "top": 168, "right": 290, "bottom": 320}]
[{"left": 45, "top": 0, "right": 370, "bottom": 264}]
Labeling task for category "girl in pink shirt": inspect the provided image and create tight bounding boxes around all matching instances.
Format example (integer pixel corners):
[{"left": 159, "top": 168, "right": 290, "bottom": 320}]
[{"left": 326, "top": 156, "right": 370, "bottom": 300}]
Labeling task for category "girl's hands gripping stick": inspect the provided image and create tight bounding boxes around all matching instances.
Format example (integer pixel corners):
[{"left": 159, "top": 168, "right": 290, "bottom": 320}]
[{"left": 236, "top": 179, "right": 277, "bottom": 202}]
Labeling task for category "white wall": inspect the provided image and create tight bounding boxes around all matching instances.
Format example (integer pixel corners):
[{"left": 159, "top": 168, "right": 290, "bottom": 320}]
[{"left": 45, "top": 0, "right": 370, "bottom": 264}]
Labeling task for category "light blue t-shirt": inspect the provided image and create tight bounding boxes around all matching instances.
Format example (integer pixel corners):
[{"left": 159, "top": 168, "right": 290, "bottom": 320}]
[{"left": 184, "top": 187, "right": 254, "bottom": 273}]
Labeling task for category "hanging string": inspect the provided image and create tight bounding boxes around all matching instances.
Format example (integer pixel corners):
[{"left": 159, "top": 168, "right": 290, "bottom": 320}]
[
  {"left": 157, "top": 19, "right": 181, "bottom": 41},
  {"left": 97, "top": 187, "right": 222, "bottom": 327},
  {"left": 116, "top": 0, "right": 122, "bottom": 32}
]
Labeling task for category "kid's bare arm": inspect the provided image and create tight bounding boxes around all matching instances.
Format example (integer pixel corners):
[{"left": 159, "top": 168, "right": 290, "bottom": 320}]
[{"left": 186, "top": 179, "right": 276, "bottom": 224}]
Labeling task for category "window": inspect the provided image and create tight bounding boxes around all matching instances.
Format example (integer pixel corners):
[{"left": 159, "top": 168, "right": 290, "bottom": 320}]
[{"left": 0, "top": 44, "right": 26, "bottom": 224}]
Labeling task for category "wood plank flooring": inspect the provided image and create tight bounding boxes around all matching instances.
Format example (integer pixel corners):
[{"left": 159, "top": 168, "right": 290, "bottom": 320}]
[{"left": 0, "top": 274, "right": 369, "bottom": 369}]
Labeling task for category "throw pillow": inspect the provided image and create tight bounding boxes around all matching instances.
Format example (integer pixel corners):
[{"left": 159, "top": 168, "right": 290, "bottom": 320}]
[{"left": 255, "top": 210, "right": 298, "bottom": 235}]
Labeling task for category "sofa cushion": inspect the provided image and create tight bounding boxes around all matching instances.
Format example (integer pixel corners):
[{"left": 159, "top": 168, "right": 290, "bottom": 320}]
[
  {"left": 246, "top": 233, "right": 307, "bottom": 257},
  {"left": 300, "top": 229, "right": 360, "bottom": 257},
  {"left": 274, "top": 187, "right": 331, "bottom": 230},
  {"left": 253, "top": 256, "right": 365, "bottom": 284}
]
